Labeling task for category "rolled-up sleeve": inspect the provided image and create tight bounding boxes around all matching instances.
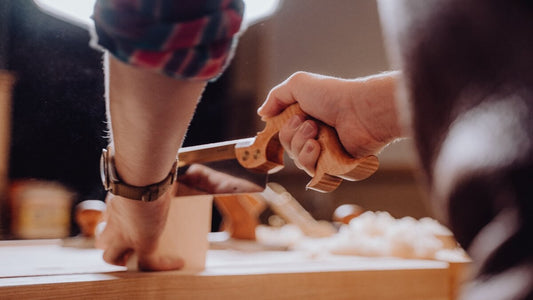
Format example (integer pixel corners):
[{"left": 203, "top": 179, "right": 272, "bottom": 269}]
[{"left": 91, "top": 0, "right": 244, "bottom": 81}]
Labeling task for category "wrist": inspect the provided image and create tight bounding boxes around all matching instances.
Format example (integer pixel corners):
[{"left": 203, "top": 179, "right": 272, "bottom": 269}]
[
  {"left": 100, "top": 146, "right": 178, "bottom": 202},
  {"left": 354, "top": 72, "right": 403, "bottom": 142}
]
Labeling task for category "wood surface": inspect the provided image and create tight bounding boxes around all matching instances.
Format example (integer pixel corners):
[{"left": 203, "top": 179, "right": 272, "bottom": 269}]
[
  {"left": 0, "top": 239, "right": 466, "bottom": 300},
  {"left": 235, "top": 103, "right": 379, "bottom": 193}
]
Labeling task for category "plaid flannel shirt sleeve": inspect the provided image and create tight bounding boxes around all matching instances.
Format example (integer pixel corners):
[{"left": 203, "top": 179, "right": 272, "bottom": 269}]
[{"left": 91, "top": 0, "right": 244, "bottom": 81}]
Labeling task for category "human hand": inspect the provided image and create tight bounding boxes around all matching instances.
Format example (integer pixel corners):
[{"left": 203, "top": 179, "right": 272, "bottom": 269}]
[
  {"left": 96, "top": 163, "right": 264, "bottom": 271},
  {"left": 258, "top": 71, "right": 401, "bottom": 176},
  {"left": 95, "top": 192, "right": 184, "bottom": 271}
]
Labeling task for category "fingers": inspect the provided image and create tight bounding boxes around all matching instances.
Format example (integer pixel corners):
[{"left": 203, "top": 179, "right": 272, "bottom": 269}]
[
  {"left": 279, "top": 115, "right": 303, "bottom": 152},
  {"left": 279, "top": 115, "right": 320, "bottom": 176},
  {"left": 138, "top": 254, "right": 185, "bottom": 272},
  {"left": 258, "top": 71, "right": 318, "bottom": 118},
  {"left": 96, "top": 193, "right": 185, "bottom": 272},
  {"left": 96, "top": 220, "right": 184, "bottom": 271},
  {"left": 297, "top": 139, "right": 321, "bottom": 176},
  {"left": 257, "top": 79, "right": 297, "bottom": 117},
  {"left": 101, "top": 238, "right": 184, "bottom": 271},
  {"left": 258, "top": 72, "right": 340, "bottom": 125},
  {"left": 97, "top": 228, "right": 184, "bottom": 271},
  {"left": 100, "top": 236, "right": 134, "bottom": 266},
  {"left": 95, "top": 220, "right": 131, "bottom": 266},
  {"left": 259, "top": 71, "right": 336, "bottom": 177}
]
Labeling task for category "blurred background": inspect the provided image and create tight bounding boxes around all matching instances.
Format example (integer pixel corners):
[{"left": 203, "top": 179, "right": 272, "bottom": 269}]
[
  {"left": 224, "top": 0, "right": 429, "bottom": 222},
  {"left": 0, "top": 0, "right": 431, "bottom": 239}
]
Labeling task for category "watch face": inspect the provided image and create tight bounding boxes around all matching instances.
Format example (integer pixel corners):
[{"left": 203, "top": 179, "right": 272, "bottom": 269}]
[{"left": 100, "top": 148, "right": 109, "bottom": 190}]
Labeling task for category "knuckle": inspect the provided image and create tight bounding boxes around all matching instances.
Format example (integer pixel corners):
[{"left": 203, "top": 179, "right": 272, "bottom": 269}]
[{"left": 287, "top": 71, "right": 310, "bottom": 85}]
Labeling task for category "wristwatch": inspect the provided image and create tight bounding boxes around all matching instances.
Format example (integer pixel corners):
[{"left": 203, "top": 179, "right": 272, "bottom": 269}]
[{"left": 100, "top": 147, "right": 178, "bottom": 202}]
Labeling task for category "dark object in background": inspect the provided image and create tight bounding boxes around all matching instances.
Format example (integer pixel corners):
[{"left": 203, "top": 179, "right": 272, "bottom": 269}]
[
  {"left": 3, "top": 0, "right": 232, "bottom": 234},
  {"left": 7, "top": 0, "right": 107, "bottom": 201},
  {"left": 384, "top": 1, "right": 533, "bottom": 299}
]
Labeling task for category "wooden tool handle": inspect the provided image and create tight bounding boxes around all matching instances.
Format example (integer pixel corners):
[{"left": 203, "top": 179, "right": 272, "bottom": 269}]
[{"left": 235, "top": 103, "right": 379, "bottom": 192}]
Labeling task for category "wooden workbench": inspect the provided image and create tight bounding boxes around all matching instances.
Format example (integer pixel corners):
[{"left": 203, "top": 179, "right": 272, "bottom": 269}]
[{"left": 0, "top": 239, "right": 466, "bottom": 299}]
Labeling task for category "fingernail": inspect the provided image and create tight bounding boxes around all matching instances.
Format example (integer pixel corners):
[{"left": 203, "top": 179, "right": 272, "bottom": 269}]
[
  {"left": 288, "top": 115, "right": 303, "bottom": 129},
  {"left": 305, "top": 141, "right": 315, "bottom": 153},
  {"left": 302, "top": 121, "right": 316, "bottom": 137}
]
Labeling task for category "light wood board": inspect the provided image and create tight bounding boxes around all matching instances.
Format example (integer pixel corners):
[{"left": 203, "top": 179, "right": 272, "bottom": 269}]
[{"left": 0, "top": 239, "right": 462, "bottom": 300}]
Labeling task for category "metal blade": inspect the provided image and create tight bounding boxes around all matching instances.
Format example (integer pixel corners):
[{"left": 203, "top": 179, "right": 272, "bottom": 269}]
[
  {"left": 176, "top": 138, "right": 268, "bottom": 196},
  {"left": 178, "top": 137, "right": 255, "bottom": 167}
]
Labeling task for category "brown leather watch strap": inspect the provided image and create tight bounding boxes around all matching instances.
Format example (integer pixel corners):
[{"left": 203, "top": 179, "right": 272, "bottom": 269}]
[
  {"left": 101, "top": 147, "right": 178, "bottom": 202},
  {"left": 108, "top": 161, "right": 177, "bottom": 202}
]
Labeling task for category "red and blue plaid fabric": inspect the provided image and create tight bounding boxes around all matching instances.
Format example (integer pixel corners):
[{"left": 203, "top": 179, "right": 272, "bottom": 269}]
[{"left": 91, "top": 0, "right": 244, "bottom": 81}]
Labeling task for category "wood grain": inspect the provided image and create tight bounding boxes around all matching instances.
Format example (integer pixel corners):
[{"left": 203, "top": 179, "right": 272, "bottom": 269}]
[{"left": 0, "top": 239, "right": 465, "bottom": 300}]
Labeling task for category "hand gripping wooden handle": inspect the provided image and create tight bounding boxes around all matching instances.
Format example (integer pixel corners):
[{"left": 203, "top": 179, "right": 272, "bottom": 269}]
[{"left": 235, "top": 103, "right": 379, "bottom": 192}]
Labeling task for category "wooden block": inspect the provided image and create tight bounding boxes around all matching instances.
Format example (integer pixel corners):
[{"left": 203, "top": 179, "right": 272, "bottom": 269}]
[{"left": 156, "top": 194, "right": 214, "bottom": 271}]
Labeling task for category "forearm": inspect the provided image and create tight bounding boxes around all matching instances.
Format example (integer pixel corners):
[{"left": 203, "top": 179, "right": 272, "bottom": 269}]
[
  {"left": 106, "top": 55, "right": 206, "bottom": 186},
  {"left": 92, "top": 0, "right": 244, "bottom": 271},
  {"left": 348, "top": 70, "right": 404, "bottom": 143},
  {"left": 337, "top": 70, "right": 405, "bottom": 156}
]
